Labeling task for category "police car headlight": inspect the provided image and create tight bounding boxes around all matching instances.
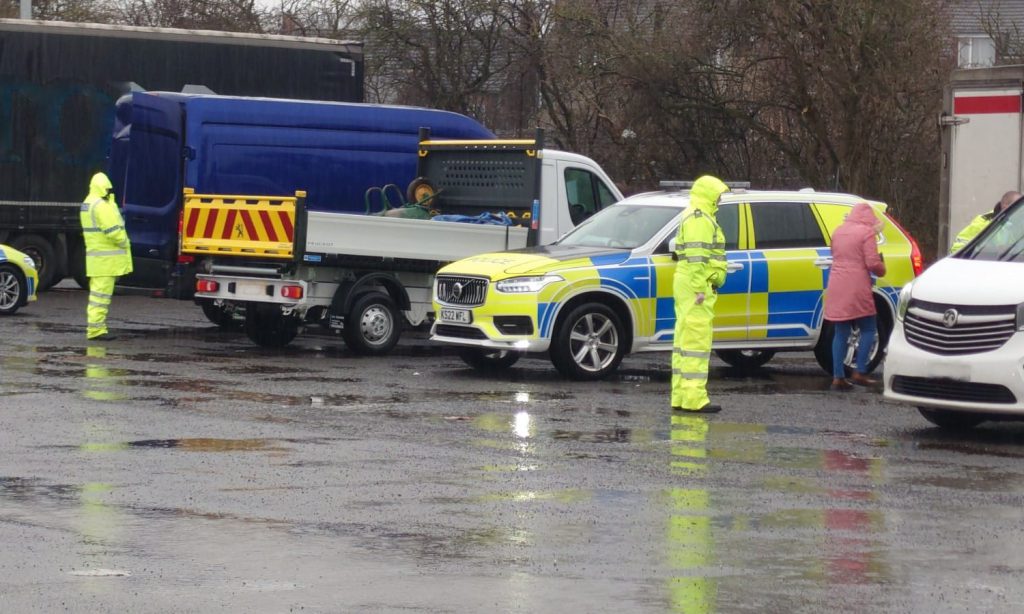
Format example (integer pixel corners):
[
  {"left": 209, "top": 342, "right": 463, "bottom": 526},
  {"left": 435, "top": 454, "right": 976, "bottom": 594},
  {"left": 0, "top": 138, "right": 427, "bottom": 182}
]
[
  {"left": 896, "top": 281, "right": 914, "bottom": 322},
  {"left": 22, "top": 256, "right": 36, "bottom": 270},
  {"left": 495, "top": 275, "right": 563, "bottom": 293}
]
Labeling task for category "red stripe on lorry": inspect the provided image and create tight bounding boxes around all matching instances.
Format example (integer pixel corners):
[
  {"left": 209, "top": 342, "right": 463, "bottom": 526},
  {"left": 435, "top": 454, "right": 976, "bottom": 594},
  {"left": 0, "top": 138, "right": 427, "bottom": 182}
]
[
  {"left": 279, "top": 211, "right": 294, "bottom": 241},
  {"left": 221, "top": 209, "right": 237, "bottom": 239},
  {"left": 202, "top": 209, "right": 219, "bottom": 239},
  {"left": 953, "top": 94, "right": 1022, "bottom": 114},
  {"left": 259, "top": 210, "right": 279, "bottom": 242}
]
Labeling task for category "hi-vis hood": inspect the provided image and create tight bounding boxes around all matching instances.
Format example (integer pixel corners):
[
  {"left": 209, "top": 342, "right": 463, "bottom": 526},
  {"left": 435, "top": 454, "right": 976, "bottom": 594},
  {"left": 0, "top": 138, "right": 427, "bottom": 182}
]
[
  {"left": 439, "top": 244, "right": 631, "bottom": 278},
  {"left": 912, "top": 257, "right": 1024, "bottom": 305}
]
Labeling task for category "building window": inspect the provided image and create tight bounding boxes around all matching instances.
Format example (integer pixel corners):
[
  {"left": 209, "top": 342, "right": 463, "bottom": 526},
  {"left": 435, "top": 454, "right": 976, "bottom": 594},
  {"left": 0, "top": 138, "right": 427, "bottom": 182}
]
[{"left": 958, "top": 35, "right": 996, "bottom": 68}]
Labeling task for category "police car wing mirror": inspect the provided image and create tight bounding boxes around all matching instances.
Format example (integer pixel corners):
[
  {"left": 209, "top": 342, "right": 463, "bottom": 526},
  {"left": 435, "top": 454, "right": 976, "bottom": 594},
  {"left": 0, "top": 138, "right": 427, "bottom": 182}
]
[{"left": 668, "top": 237, "right": 678, "bottom": 260}]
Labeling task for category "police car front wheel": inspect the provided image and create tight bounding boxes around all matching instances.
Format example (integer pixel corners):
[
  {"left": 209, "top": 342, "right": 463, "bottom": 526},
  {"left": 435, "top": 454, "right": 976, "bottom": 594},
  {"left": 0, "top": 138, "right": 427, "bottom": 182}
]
[{"left": 550, "top": 302, "right": 627, "bottom": 381}]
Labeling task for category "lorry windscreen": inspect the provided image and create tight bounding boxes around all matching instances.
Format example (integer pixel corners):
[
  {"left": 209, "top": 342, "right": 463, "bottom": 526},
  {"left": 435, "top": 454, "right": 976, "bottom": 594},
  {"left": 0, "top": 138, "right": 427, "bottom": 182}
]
[{"left": 556, "top": 205, "right": 680, "bottom": 249}]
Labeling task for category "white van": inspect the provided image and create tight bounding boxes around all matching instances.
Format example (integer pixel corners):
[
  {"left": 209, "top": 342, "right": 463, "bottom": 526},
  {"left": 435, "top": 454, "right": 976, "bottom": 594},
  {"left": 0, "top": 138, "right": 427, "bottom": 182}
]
[{"left": 884, "top": 199, "right": 1024, "bottom": 429}]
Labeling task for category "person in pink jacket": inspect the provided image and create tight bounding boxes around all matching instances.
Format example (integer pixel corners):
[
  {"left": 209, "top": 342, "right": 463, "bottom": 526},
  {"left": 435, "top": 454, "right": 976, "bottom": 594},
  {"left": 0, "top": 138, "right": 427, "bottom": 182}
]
[{"left": 824, "top": 202, "right": 886, "bottom": 391}]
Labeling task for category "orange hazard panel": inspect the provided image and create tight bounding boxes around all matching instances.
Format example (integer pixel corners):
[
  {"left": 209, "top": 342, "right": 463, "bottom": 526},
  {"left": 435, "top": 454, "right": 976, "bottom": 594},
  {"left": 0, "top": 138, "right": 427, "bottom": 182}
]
[{"left": 180, "top": 189, "right": 303, "bottom": 259}]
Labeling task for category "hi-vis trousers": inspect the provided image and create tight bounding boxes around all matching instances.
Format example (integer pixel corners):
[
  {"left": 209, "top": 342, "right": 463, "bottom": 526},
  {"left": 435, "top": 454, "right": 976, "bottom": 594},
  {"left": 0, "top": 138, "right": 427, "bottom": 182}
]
[
  {"left": 671, "top": 279, "right": 717, "bottom": 410},
  {"left": 86, "top": 276, "right": 116, "bottom": 339}
]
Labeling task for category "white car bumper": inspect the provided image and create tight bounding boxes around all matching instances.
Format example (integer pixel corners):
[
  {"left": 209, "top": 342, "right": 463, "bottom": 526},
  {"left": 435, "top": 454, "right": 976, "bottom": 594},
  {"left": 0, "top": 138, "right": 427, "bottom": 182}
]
[{"left": 884, "top": 321, "right": 1024, "bottom": 415}]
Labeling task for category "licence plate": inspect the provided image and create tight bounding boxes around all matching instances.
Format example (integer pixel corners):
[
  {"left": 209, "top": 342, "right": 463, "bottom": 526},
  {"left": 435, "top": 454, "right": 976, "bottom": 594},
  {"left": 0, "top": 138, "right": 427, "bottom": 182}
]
[{"left": 440, "top": 308, "right": 472, "bottom": 324}]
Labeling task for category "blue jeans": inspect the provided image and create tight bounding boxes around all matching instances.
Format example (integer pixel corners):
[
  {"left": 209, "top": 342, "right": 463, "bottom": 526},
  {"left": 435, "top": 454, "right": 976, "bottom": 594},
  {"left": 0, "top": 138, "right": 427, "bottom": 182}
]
[{"left": 831, "top": 316, "right": 877, "bottom": 379}]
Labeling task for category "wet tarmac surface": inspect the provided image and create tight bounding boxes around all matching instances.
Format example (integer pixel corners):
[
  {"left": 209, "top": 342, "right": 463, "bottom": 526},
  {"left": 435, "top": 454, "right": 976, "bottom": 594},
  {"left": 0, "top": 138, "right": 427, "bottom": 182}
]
[{"left": 3, "top": 285, "right": 1024, "bottom": 611}]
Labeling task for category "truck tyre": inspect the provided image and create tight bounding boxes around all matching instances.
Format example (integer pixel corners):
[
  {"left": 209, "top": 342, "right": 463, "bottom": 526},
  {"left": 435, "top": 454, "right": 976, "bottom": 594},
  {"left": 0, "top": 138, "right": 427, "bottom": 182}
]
[
  {"left": 70, "top": 240, "right": 89, "bottom": 289},
  {"left": 244, "top": 305, "right": 298, "bottom": 347},
  {"left": 550, "top": 302, "right": 626, "bottom": 380},
  {"left": 10, "top": 234, "right": 57, "bottom": 290},
  {"left": 813, "top": 308, "right": 892, "bottom": 376},
  {"left": 715, "top": 349, "right": 776, "bottom": 371},
  {"left": 458, "top": 347, "right": 521, "bottom": 372},
  {"left": 918, "top": 407, "right": 986, "bottom": 430},
  {"left": 343, "top": 292, "right": 401, "bottom": 355},
  {"left": 0, "top": 264, "right": 25, "bottom": 315},
  {"left": 199, "top": 300, "right": 241, "bottom": 331}
]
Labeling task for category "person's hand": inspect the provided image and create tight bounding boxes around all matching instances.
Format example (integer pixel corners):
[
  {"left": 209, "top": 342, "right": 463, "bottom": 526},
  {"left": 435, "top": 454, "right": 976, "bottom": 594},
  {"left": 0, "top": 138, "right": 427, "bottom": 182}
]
[{"left": 695, "top": 292, "right": 705, "bottom": 305}]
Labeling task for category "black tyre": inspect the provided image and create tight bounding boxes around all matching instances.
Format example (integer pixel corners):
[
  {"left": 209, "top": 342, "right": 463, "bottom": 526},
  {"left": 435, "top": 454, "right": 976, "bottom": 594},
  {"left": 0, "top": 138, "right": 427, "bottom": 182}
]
[
  {"left": 343, "top": 292, "right": 401, "bottom": 355},
  {"left": 715, "top": 349, "right": 776, "bottom": 370},
  {"left": 199, "top": 300, "right": 241, "bottom": 331},
  {"left": 70, "top": 240, "right": 89, "bottom": 289},
  {"left": 244, "top": 305, "right": 298, "bottom": 348},
  {"left": 918, "top": 407, "right": 986, "bottom": 430},
  {"left": 814, "top": 314, "right": 892, "bottom": 376},
  {"left": 9, "top": 234, "right": 57, "bottom": 290},
  {"left": 458, "top": 347, "right": 521, "bottom": 372},
  {"left": 406, "top": 176, "right": 437, "bottom": 207},
  {"left": 0, "top": 263, "right": 25, "bottom": 315},
  {"left": 550, "top": 302, "right": 627, "bottom": 380}
]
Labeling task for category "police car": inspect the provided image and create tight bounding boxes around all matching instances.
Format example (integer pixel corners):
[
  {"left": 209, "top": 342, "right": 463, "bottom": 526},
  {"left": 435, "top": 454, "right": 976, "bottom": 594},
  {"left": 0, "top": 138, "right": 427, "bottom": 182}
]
[
  {"left": 430, "top": 186, "right": 922, "bottom": 380},
  {"left": 0, "top": 243, "right": 39, "bottom": 315}
]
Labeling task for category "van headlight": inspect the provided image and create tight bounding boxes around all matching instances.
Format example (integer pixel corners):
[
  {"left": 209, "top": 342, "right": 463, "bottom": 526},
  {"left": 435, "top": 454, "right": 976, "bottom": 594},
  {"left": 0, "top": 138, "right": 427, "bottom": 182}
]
[
  {"left": 1017, "top": 302, "right": 1024, "bottom": 330},
  {"left": 495, "top": 275, "right": 563, "bottom": 293},
  {"left": 897, "top": 281, "right": 914, "bottom": 322}
]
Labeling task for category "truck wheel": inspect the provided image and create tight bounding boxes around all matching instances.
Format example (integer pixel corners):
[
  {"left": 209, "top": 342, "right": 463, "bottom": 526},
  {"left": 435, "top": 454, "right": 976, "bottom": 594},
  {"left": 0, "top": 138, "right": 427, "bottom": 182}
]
[
  {"left": 715, "top": 349, "right": 775, "bottom": 370},
  {"left": 918, "top": 407, "right": 986, "bottom": 430},
  {"left": 199, "top": 300, "right": 241, "bottom": 331},
  {"left": 457, "top": 347, "right": 521, "bottom": 372},
  {"left": 813, "top": 314, "right": 892, "bottom": 376},
  {"left": 10, "top": 234, "right": 57, "bottom": 290},
  {"left": 244, "top": 305, "right": 298, "bottom": 347},
  {"left": 0, "top": 264, "right": 25, "bottom": 315},
  {"left": 343, "top": 292, "right": 401, "bottom": 355},
  {"left": 550, "top": 302, "right": 626, "bottom": 380}
]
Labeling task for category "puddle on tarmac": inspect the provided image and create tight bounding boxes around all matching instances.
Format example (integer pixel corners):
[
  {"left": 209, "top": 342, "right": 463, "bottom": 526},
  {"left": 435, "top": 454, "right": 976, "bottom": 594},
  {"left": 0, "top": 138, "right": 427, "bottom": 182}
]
[
  {"left": 124, "top": 438, "right": 285, "bottom": 452},
  {"left": 552, "top": 428, "right": 634, "bottom": 443}
]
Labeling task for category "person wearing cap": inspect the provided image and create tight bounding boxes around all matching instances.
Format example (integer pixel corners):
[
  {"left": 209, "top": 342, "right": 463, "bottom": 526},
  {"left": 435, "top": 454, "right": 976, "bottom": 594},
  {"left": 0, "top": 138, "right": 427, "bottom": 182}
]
[
  {"left": 950, "top": 190, "right": 1022, "bottom": 254},
  {"left": 671, "top": 175, "right": 730, "bottom": 414},
  {"left": 80, "top": 172, "right": 132, "bottom": 341}
]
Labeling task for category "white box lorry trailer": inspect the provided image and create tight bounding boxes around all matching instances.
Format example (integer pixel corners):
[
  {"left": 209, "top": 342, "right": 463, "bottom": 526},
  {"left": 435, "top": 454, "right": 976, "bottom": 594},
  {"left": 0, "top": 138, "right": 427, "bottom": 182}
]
[
  {"left": 940, "top": 64, "right": 1024, "bottom": 254},
  {"left": 190, "top": 130, "right": 622, "bottom": 354}
]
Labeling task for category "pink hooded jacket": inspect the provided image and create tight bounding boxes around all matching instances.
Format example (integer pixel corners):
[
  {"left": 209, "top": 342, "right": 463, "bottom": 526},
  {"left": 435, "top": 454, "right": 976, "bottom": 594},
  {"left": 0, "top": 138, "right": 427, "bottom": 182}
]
[{"left": 823, "top": 203, "right": 886, "bottom": 322}]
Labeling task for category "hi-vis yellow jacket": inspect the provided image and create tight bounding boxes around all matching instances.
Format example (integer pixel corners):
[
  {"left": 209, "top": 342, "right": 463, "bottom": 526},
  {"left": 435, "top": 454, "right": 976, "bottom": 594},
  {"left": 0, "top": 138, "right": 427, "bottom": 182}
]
[
  {"left": 675, "top": 175, "right": 729, "bottom": 294},
  {"left": 80, "top": 172, "right": 133, "bottom": 277}
]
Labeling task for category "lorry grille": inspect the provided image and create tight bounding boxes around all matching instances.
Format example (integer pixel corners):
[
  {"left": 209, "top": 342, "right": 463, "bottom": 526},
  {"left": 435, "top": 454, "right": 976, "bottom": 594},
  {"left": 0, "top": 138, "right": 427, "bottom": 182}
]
[
  {"left": 903, "top": 300, "right": 1016, "bottom": 355},
  {"left": 891, "top": 375, "right": 1016, "bottom": 404},
  {"left": 436, "top": 276, "right": 488, "bottom": 307}
]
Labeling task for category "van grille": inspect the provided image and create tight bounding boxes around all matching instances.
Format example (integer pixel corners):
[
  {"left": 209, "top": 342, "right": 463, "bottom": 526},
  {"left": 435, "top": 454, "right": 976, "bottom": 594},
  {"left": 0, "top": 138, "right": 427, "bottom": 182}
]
[
  {"left": 903, "top": 300, "right": 1016, "bottom": 355},
  {"left": 436, "top": 275, "right": 488, "bottom": 307},
  {"left": 891, "top": 375, "right": 1016, "bottom": 404}
]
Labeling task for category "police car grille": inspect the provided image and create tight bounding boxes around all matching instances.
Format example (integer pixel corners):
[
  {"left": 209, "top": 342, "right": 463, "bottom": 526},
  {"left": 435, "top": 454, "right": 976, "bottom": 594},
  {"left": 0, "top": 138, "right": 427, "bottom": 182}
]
[
  {"left": 903, "top": 301, "right": 1016, "bottom": 356},
  {"left": 436, "top": 276, "right": 488, "bottom": 307}
]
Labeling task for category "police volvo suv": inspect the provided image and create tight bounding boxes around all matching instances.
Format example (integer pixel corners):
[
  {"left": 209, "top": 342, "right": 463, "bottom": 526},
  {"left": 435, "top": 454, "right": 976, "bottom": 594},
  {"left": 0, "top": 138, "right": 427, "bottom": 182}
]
[{"left": 431, "top": 186, "right": 922, "bottom": 380}]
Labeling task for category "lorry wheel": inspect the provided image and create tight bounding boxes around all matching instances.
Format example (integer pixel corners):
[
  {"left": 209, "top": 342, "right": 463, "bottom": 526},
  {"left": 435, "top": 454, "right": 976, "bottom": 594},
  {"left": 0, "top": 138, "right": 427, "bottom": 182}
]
[
  {"left": 918, "top": 407, "right": 986, "bottom": 430},
  {"left": 715, "top": 349, "right": 776, "bottom": 370},
  {"left": 457, "top": 347, "right": 521, "bottom": 372},
  {"left": 813, "top": 314, "right": 892, "bottom": 376},
  {"left": 10, "top": 234, "right": 57, "bottom": 290},
  {"left": 244, "top": 305, "right": 298, "bottom": 347},
  {"left": 550, "top": 302, "right": 626, "bottom": 380},
  {"left": 0, "top": 264, "right": 24, "bottom": 315},
  {"left": 343, "top": 292, "right": 401, "bottom": 355},
  {"left": 199, "top": 300, "right": 241, "bottom": 331}
]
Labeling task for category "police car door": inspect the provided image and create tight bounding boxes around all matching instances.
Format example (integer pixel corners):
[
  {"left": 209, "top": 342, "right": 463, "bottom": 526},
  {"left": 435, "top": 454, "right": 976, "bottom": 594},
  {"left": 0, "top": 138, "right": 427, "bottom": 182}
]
[
  {"left": 649, "top": 202, "right": 749, "bottom": 347},
  {"left": 745, "top": 200, "right": 830, "bottom": 343}
]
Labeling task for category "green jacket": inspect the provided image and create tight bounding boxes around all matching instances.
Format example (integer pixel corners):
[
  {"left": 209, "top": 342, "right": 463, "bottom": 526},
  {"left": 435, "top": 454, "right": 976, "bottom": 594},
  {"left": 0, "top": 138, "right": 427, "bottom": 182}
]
[
  {"left": 80, "top": 172, "right": 133, "bottom": 277},
  {"left": 950, "top": 212, "right": 993, "bottom": 254},
  {"left": 676, "top": 176, "right": 730, "bottom": 293}
]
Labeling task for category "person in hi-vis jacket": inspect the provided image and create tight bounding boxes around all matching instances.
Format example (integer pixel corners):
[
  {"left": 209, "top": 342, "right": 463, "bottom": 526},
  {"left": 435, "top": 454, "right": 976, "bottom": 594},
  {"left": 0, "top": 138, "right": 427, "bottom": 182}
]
[
  {"left": 80, "top": 172, "right": 132, "bottom": 340},
  {"left": 671, "top": 175, "right": 730, "bottom": 413}
]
